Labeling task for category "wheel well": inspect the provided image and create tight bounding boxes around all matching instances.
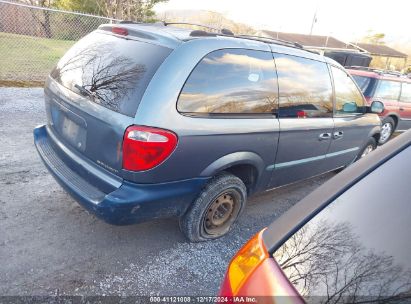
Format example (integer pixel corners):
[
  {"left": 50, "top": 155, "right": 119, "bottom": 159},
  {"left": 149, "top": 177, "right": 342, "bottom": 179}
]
[
  {"left": 224, "top": 164, "right": 258, "bottom": 194},
  {"left": 372, "top": 132, "right": 380, "bottom": 143},
  {"left": 389, "top": 115, "right": 399, "bottom": 129}
]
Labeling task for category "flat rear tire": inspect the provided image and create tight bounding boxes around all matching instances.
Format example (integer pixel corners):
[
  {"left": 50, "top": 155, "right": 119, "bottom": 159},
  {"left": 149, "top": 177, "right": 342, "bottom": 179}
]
[{"left": 179, "top": 172, "right": 247, "bottom": 242}]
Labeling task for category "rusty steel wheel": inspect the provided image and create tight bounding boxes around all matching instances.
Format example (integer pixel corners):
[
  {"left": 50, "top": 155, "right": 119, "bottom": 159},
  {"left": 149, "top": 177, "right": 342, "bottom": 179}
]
[
  {"left": 180, "top": 172, "right": 247, "bottom": 242},
  {"left": 203, "top": 191, "right": 240, "bottom": 236}
]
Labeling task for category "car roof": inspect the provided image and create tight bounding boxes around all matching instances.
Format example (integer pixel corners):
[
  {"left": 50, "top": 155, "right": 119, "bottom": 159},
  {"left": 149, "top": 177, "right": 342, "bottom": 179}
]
[
  {"left": 262, "top": 130, "right": 411, "bottom": 254},
  {"left": 348, "top": 69, "right": 411, "bottom": 83},
  {"left": 98, "top": 23, "right": 329, "bottom": 62}
]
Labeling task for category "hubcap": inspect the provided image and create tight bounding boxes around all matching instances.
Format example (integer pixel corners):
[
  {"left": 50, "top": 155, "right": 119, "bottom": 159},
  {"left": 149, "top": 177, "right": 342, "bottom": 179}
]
[
  {"left": 379, "top": 122, "right": 393, "bottom": 144},
  {"left": 204, "top": 192, "right": 238, "bottom": 235},
  {"left": 361, "top": 144, "right": 374, "bottom": 158}
]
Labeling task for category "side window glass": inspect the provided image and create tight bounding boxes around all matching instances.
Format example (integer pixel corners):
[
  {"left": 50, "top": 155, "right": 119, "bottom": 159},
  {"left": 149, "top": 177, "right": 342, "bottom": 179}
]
[
  {"left": 332, "top": 67, "right": 365, "bottom": 115},
  {"left": 400, "top": 83, "right": 411, "bottom": 103},
  {"left": 375, "top": 80, "right": 401, "bottom": 100},
  {"left": 351, "top": 75, "right": 371, "bottom": 93},
  {"left": 274, "top": 54, "right": 333, "bottom": 118},
  {"left": 177, "top": 49, "right": 278, "bottom": 114}
]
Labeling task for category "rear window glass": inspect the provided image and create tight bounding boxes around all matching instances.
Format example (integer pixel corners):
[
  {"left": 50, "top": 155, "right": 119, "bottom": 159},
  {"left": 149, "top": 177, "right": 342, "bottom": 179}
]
[
  {"left": 50, "top": 31, "right": 171, "bottom": 117},
  {"left": 375, "top": 80, "right": 401, "bottom": 100},
  {"left": 177, "top": 49, "right": 278, "bottom": 114},
  {"left": 351, "top": 75, "right": 371, "bottom": 93}
]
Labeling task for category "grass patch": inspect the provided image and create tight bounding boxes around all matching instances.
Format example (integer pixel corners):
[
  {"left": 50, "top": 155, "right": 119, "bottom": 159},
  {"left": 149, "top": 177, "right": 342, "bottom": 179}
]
[{"left": 0, "top": 32, "right": 75, "bottom": 86}]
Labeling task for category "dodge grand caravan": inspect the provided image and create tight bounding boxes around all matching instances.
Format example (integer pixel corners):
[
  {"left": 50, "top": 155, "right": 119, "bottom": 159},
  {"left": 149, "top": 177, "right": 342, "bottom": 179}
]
[{"left": 34, "top": 23, "right": 383, "bottom": 242}]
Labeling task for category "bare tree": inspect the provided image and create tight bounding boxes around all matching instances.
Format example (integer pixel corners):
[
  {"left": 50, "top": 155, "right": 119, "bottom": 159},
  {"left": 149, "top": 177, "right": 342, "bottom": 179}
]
[
  {"left": 24, "top": 0, "right": 53, "bottom": 37},
  {"left": 274, "top": 219, "right": 411, "bottom": 303}
]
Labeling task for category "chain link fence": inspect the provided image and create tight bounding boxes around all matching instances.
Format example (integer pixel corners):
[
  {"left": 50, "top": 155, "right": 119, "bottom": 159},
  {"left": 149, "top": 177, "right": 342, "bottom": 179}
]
[{"left": 0, "top": 0, "right": 120, "bottom": 86}]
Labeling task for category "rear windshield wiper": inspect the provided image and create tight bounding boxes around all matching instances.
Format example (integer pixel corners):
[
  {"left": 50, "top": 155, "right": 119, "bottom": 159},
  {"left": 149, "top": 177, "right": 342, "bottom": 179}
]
[{"left": 74, "top": 84, "right": 96, "bottom": 98}]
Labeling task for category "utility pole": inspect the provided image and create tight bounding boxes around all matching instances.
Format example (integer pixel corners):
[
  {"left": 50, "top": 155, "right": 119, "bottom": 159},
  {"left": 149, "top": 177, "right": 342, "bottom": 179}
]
[
  {"left": 309, "top": 11, "right": 317, "bottom": 35},
  {"left": 310, "top": 1, "right": 319, "bottom": 35}
]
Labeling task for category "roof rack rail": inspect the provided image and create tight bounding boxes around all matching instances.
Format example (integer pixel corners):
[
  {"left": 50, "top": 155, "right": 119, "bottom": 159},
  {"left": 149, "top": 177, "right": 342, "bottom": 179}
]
[
  {"left": 121, "top": 21, "right": 312, "bottom": 53},
  {"left": 119, "top": 20, "right": 141, "bottom": 24},
  {"left": 383, "top": 70, "right": 403, "bottom": 77},
  {"left": 346, "top": 66, "right": 406, "bottom": 77},
  {"left": 237, "top": 34, "right": 303, "bottom": 49},
  {"left": 163, "top": 22, "right": 234, "bottom": 36},
  {"left": 346, "top": 66, "right": 384, "bottom": 73}
]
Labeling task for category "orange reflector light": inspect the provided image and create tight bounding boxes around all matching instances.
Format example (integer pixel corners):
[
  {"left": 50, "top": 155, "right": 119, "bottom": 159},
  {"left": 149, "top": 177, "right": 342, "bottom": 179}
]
[{"left": 228, "top": 230, "right": 268, "bottom": 294}]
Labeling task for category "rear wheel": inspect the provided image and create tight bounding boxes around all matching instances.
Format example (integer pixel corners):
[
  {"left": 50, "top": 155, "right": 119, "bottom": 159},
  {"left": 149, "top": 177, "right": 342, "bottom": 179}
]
[
  {"left": 180, "top": 172, "right": 247, "bottom": 242},
  {"left": 379, "top": 117, "right": 395, "bottom": 145}
]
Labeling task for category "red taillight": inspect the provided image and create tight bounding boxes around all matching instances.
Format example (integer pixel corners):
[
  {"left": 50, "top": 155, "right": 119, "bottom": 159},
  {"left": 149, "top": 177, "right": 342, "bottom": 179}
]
[
  {"left": 296, "top": 111, "right": 306, "bottom": 118},
  {"left": 112, "top": 27, "right": 128, "bottom": 36},
  {"left": 122, "top": 126, "right": 178, "bottom": 171}
]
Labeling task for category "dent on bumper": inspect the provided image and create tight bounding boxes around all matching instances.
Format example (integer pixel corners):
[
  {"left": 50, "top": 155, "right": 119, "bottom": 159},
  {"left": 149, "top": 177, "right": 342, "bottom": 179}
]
[{"left": 34, "top": 124, "right": 209, "bottom": 225}]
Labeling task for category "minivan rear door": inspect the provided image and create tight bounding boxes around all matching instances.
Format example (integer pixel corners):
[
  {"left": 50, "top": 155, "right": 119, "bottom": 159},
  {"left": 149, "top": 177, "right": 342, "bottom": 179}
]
[{"left": 45, "top": 29, "right": 172, "bottom": 177}]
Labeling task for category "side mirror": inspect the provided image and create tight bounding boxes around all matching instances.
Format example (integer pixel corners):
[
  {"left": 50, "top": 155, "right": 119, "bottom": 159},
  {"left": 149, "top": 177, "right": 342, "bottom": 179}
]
[{"left": 370, "top": 100, "right": 384, "bottom": 114}]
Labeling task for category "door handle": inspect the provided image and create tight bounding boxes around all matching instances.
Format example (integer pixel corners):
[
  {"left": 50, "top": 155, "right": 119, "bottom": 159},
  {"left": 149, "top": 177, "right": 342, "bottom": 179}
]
[
  {"left": 400, "top": 108, "right": 404, "bottom": 111},
  {"left": 318, "top": 133, "right": 332, "bottom": 141},
  {"left": 333, "top": 131, "right": 344, "bottom": 139}
]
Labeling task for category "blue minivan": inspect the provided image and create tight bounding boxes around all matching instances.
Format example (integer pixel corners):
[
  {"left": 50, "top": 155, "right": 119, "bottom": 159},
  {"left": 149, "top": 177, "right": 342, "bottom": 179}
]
[{"left": 34, "top": 23, "right": 383, "bottom": 241}]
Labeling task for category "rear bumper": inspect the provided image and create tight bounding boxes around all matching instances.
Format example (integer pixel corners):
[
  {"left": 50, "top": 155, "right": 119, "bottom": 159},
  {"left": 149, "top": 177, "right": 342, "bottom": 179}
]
[{"left": 34, "top": 124, "right": 209, "bottom": 225}]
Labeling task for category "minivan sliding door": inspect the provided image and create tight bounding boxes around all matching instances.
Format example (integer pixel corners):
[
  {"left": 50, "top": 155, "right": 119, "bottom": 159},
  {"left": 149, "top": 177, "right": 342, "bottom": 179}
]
[{"left": 269, "top": 53, "right": 334, "bottom": 188}]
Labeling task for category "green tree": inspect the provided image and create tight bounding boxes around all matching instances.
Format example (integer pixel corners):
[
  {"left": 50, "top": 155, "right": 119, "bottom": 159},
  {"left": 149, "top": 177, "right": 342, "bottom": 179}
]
[
  {"left": 361, "top": 31, "right": 386, "bottom": 45},
  {"left": 54, "top": 0, "right": 168, "bottom": 21},
  {"left": 54, "top": 0, "right": 105, "bottom": 15}
]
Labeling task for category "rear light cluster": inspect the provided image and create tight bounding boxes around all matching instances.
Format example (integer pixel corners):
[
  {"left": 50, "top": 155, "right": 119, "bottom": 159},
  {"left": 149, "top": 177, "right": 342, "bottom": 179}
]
[
  {"left": 122, "top": 126, "right": 178, "bottom": 171},
  {"left": 112, "top": 27, "right": 128, "bottom": 36},
  {"left": 296, "top": 111, "right": 307, "bottom": 118},
  {"left": 220, "top": 230, "right": 269, "bottom": 296}
]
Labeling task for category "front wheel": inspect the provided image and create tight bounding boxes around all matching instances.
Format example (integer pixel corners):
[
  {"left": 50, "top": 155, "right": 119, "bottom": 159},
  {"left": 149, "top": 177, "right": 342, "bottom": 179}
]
[
  {"left": 357, "top": 137, "right": 377, "bottom": 161},
  {"left": 379, "top": 117, "right": 395, "bottom": 145},
  {"left": 179, "top": 172, "right": 247, "bottom": 242}
]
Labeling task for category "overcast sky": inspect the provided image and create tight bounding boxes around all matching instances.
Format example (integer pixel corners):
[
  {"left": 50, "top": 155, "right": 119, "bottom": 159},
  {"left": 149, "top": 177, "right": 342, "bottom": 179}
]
[{"left": 155, "top": 0, "right": 410, "bottom": 44}]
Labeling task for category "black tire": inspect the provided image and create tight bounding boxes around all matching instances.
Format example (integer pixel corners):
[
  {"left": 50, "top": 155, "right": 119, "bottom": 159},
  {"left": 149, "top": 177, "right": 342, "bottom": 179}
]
[
  {"left": 378, "top": 117, "right": 395, "bottom": 145},
  {"left": 179, "top": 172, "right": 247, "bottom": 242},
  {"left": 356, "top": 137, "right": 377, "bottom": 161}
]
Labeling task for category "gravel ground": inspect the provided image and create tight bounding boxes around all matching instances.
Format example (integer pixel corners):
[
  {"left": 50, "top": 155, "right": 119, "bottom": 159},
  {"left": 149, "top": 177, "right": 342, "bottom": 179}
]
[{"left": 0, "top": 88, "right": 334, "bottom": 296}]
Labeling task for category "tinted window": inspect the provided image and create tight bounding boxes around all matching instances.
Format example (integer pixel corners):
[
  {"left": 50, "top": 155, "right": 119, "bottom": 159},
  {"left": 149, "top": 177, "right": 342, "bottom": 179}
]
[
  {"left": 273, "top": 146, "right": 411, "bottom": 301},
  {"left": 177, "top": 49, "right": 278, "bottom": 114},
  {"left": 351, "top": 75, "right": 372, "bottom": 93},
  {"left": 332, "top": 67, "right": 365, "bottom": 115},
  {"left": 400, "top": 83, "right": 411, "bottom": 102},
  {"left": 51, "top": 32, "right": 171, "bottom": 117},
  {"left": 375, "top": 80, "right": 401, "bottom": 100},
  {"left": 275, "top": 54, "right": 333, "bottom": 118}
]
